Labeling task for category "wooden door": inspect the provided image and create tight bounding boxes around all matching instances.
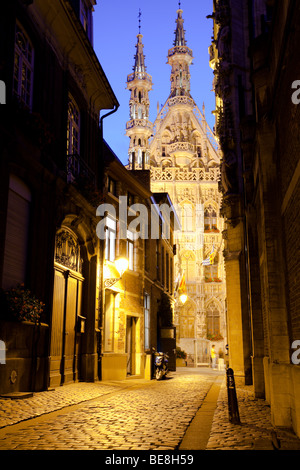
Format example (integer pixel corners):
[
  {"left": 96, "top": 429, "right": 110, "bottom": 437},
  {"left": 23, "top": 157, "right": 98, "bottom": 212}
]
[{"left": 49, "top": 267, "right": 83, "bottom": 387}]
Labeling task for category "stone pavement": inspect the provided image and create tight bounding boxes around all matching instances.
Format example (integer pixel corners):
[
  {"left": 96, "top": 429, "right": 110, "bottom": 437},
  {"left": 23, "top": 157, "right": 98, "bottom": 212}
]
[{"left": 0, "top": 367, "right": 299, "bottom": 451}]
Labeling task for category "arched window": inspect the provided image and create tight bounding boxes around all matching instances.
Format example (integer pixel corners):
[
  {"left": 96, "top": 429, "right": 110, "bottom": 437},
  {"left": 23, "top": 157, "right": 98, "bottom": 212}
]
[
  {"left": 207, "top": 303, "right": 220, "bottom": 337},
  {"left": 13, "top": 23, "right": 34, "bottom": 109},
  {"left": 182, "top": 250, "right": 196, "bottom": 281},
  {"left": 204, "top": 205, "right": 218, "bottom": 232},
  {"left": 204, "top": 252, "right": 219, "bottom": 282},
  {"left": 181, "top": 202, "right": 194, "bottom": 232}
]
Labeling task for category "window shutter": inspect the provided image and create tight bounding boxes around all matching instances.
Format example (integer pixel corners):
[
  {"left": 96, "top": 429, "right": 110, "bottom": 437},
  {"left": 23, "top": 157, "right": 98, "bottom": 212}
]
[{"left": 2, "top": 176, "right": 31, "bottom": 289}]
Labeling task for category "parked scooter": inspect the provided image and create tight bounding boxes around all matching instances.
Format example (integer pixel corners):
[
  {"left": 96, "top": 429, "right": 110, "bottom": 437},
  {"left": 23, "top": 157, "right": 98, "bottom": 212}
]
[{"left": 153, "top": 349, "right": 169, "bottom": 380}]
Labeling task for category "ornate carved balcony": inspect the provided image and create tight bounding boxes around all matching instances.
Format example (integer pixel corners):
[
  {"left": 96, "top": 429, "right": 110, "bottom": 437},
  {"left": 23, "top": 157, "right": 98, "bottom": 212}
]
[
  {"left": 168, "top": 96, "right": 194, "bottom": 108},
  {"left": 127, "top": 71, "right": 152, "bottom": 86},
  {"left": 168, "top": 141, "right": 194, "bottom": 154},
  {"left": 126, "top": 119, "right": 153, "bottom": 131},
  {"left": 151, "top": 167, "right": 220, "bottom": 183},
  {"left": 168, "top": 45, "right": 193, "bottom": 58}
]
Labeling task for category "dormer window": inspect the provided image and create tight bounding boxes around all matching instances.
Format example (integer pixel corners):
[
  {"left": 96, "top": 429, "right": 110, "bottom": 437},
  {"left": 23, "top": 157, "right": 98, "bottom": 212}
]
[{"left": 80, "top": 0, "right": 94, "bottom": 44}]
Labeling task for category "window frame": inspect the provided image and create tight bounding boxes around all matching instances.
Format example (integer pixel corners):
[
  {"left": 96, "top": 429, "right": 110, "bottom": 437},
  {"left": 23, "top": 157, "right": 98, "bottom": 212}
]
[
  {"left": 108, "top": 176, "right": 117, "bottom": 196},
  {"left": 79, "top": 0, "right": 93, "bottom": 44},
  {"left": 204, "top": 205, "right": 218, "bottom": 232},
  {"left": 67, "top": 94, "right": 81, "bottom": 156},
  {"left": 207, "top": 304, "right": 220, "bottom": 337},
  {"left": 105, "top": 216, "right": 116, "bottom": 263},
  {"left": 13, "top": 22, "right": 34, "bottom": 110},
  {"left": 127, "top": 230, "right": 135, "bottom": 271}
]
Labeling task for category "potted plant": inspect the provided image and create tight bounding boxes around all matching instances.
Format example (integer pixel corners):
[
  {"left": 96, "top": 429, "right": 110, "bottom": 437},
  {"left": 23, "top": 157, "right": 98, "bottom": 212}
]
[
  {"left": 1, "top": 284, "right": 45, "bottom": 324},
  {"left": 176, "top": 347, "right": 187, "bottom": 367}
]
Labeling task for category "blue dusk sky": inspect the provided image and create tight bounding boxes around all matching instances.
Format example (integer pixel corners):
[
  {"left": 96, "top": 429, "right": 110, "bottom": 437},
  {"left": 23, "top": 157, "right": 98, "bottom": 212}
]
[{"left": 93, "top": 0, "right": 216, "bottom": 165}]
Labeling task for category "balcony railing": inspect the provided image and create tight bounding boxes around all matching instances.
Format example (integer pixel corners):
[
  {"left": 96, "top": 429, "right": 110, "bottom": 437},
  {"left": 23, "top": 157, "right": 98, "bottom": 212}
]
[
  {"left": 151, "top": 166, "right": 220, "bottom": 183},
  {"left": 67, "top": 153, "right": 96, "bottom": 187},
  {"left": 126, "top": 119, "right": 153, "bottom": 131},
  {"left": 168, "top": 45, "right": 193, "bottom": 58},
  {"left": 127, "top": 71, "right": 152, "bottom": 84}
]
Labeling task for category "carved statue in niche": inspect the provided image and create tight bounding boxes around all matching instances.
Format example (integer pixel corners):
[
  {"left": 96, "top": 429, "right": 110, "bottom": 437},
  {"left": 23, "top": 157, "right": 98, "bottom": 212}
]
[
  {"left": 217, "top": 25, "right": 230, "bottom": 60},
  {"left": 220, "top": 150, "right": 238, "bottom": 195}
]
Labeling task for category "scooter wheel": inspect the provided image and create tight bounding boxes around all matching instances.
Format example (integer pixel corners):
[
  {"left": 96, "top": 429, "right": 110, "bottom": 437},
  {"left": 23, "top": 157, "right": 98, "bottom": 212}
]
[{"left": 156, "top": 369, "right": 163, "bottom": 380}]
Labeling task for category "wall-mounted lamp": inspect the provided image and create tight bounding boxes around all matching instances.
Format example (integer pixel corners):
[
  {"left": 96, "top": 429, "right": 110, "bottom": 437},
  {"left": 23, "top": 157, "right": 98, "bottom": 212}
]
[
  {"left": 104, "top": 257, "right": 129, "bottom": 288},
  {"left": 179, "top": 293, "right": 188, "bottom": 305}
]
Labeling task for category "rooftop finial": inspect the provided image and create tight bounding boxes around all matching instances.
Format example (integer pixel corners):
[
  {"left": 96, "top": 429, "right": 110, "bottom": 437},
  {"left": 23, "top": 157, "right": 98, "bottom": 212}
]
[
  {"left": 178, "top": 0, "right": 181, "bottom": 9},
  {"left": 138, "top": 8, "right": 142, "bottom": 34}
]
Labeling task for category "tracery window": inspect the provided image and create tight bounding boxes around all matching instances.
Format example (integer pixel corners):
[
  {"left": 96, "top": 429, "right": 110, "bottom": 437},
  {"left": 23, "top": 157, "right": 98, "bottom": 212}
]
[
  {"left": 181, "top": 202, "right": 194, "bottom": 232},
  {"left": 206, "top": 303, "right": 220, "bottom": 337},
  {"left": 204, "top": 252, "right": 220, "bottom": 282},
  {"left": 204, "top": 205, "right": 218, "bottom": 232}
]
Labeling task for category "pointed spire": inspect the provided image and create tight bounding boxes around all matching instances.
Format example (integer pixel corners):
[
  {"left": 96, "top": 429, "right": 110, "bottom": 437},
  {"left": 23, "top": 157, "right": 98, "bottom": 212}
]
[
  {"left": 133, "top": 10, "right": 146, "bottom": 73},
  {"left": 126, "top": 12, "right": 153, "bottom": 170},
  {"left": 168, "top": 7, "right": 193, "bottom": 98}
]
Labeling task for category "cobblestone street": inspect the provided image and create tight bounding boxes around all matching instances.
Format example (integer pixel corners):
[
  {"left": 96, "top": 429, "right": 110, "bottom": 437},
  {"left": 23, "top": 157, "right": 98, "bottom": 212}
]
[
  {"left": 0, "top": 369, "right": 219, "bottom": 450},
  {"left": 1, "top": 368, "right": 300, "bottom": 453}
]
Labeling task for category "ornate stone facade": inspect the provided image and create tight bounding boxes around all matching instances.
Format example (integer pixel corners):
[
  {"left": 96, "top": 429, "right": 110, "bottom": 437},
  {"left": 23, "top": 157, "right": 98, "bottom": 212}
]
[{"left": 127, "top": 8, "right": 227, "bottom": 364}]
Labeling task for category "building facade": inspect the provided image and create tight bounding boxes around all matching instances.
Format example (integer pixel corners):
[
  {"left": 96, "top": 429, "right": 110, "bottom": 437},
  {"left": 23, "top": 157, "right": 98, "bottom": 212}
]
[
  {"left": 0, "top": 0, "right": 119, "bottom": 392},
  {"left": 210, "top": 0, "right": 300, "bottom": 437},
  {"left": 127, "top": 8, "right": 227, "bottom": 365},
  {"left": 100, "top": 144, "right": 177, "bottom": 380}
]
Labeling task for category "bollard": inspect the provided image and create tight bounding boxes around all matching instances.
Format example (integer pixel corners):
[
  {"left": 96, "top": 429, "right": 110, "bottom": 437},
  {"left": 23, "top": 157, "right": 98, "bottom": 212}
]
[{"left": 226, "top": 368, "right": 241, "bottom": 425}]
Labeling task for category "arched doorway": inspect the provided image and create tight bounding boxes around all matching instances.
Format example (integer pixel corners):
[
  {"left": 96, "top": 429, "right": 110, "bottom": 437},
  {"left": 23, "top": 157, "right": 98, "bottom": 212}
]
[{"left": 49, "top": 228, "right": 84, "bottom": 387}]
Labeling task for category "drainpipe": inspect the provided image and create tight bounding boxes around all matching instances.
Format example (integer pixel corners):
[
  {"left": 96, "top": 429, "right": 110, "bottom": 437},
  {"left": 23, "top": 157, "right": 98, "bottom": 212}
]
[
  {"left": 100, "top": 105, "right": 119, "bottom": 155},
  {"left": 97, "top": 105, "right": 119, "bottom": 381},
  {"left": 99, "top": 105, "right": 119, "bottom": 187}
]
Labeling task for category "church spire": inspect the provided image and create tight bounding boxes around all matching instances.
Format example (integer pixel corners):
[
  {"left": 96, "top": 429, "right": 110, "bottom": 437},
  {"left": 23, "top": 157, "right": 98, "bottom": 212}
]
[
  {"left": 133, "top": 10, "right": 146, "bottom": 74},
  {"left": 168, "top": 7, "right": 193, "bottom": 98},
  {"left": 126, "top": 11, "right": 153, "bottom": 170}
]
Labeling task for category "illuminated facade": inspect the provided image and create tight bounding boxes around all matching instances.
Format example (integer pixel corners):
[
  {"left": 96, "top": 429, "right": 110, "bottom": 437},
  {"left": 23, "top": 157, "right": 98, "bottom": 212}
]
[{"left": 127, "top": 8, "right": 227, "bottom": 364}]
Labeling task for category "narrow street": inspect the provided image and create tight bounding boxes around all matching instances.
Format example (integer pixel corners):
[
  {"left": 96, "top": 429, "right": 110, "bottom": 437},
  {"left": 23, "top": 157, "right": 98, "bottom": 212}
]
[
  {"left": 0, "top": 369, "right": 222, "bottom": 451},
  {"left": 1, "top": 367, "right": 299, "bottom": 455}
]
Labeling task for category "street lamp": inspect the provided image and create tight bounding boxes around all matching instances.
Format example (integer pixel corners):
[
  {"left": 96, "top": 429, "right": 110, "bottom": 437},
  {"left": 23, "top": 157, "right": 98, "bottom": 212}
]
[{"left": 104, "top": 257, "right": 129, "bottom": 288}]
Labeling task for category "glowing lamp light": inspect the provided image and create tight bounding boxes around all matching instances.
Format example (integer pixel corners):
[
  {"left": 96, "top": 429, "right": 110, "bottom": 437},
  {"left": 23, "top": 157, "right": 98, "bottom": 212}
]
[
  {"left": 115, "top": 257, "right": 129, "bottom": 277},
  {"left": 179, "top": 293, "right": 187, "bottom": 305}
]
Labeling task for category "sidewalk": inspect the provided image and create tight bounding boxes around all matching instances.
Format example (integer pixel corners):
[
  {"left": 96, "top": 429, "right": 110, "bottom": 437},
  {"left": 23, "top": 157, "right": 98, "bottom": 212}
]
[
  {"left": 0, "top": 369, "right": 300, "bottom": 451},
  {"left": 206, "top": 377, "right": 300, "bottom": 451}
]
